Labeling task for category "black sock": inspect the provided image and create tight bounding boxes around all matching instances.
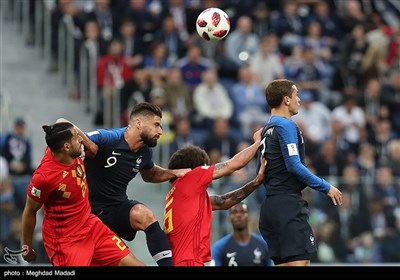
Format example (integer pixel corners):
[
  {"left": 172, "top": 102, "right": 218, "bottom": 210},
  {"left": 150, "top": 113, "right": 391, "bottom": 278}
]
[{"left": 144, "top": 221, "right": 173, "bottom": 266}]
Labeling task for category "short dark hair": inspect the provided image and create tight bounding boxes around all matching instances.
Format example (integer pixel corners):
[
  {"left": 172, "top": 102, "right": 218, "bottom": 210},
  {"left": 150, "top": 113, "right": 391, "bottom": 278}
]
[
  {"left": 168, "top": 145, "right": 210, "bottom": 170},
  {"left": 42, "top": 122, "right": 74, "bottom": 152},
  {"left": 129, "top": 102, "right": 162, "bottom": 120},
  {"left": 265, "top": 79, "right": 295, "bottom": 109}
]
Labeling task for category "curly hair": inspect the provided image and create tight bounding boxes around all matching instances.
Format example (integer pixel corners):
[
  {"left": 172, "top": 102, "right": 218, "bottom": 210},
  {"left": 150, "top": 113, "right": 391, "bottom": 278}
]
[{"left": 168, "top": 145, "right": 210, "bottom": 170}]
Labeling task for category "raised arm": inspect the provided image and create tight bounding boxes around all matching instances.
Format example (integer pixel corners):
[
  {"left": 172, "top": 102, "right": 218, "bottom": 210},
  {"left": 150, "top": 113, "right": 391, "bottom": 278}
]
[
  {"left": 212, "top": 128, "right": 262, "bottom": 180},
  {"left": 140, "top": 164, "right": 191, "bottom": 183},
  {"left": 211, "top": 157, "right": 266, "bottom": 210},
  {"left": 56, "top": 118, "right": 98, "bottom": 158}
]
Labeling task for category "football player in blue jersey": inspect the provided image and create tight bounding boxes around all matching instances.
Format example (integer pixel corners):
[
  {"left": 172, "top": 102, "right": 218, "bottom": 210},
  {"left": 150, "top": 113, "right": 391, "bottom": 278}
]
[
  {"left": 258, "top": 79, "right": 342, "bottom": 266},
  {"left": 58, "top": 102, "right": 190, "bottom": 266},
  {"left": 211, "top": 202, "right": 273, "bottom": 266}
]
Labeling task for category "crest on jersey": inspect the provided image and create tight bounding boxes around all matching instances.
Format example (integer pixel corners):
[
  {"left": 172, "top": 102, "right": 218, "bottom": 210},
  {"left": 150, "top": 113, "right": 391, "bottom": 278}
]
[{"left": 76, "top": 165, "right": 83, "bottom": 178}]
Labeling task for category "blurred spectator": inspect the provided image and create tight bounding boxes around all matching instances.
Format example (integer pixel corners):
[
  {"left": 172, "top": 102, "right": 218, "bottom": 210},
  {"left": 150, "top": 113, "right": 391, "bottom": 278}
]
[
  {"left": 116, "top": 18, "right": 145, "bottom": 69},
  {"left": 379, "top": 210, "right": 400, "bottom": 262},
  {"left": 292, "top": 90, "right": 332, "bottom": 144},
  {"left": 95, "top": 38, "right": 133, "bottom": 125},
  {"left": 249, "top": 34, "right": 285, "bottom": 90},
  {"left": 382, "top": 139, "right": 400, "bottom": 178},
  {"left": 373, "top": 119, "right": 396, "bottom": 164},
  {"left": 290, "top": 47, "right": 325, "bottom": 102},
  {"left": 82, "top": 0, "right": 117, "bottom": 42},
  {"left": 312, "top": 220, "right": 340, "bottom": 263},
  {"left": 124, "top": 0, "right": 163, "bottom": 41},
  {"left": 269, "top": 0, "right": 305, "bottom": 55},
  {"left": 251, "top": 1, "right": 271, "bottom": 38},
  {"left": 385, "top": 26, "right": 400, "bottom": 69},
  {"left": 191, "top": 68, "right": 233, "bottom": 129},
  {"left": 202, "top": 117, "right": 239, "bottom": 164},
  {"left": 143, "top": 42, "right": 172, "bottom": 82},
  {"left": 229, "top": 65, "right": 269, "bottom": 136},
  {"left": 312, "top": 138, "right": 347, "bottom": 188},
  {"left": 176, "top": 44, "right": 212, "bottom": 90},
  {"left": 153, "top": 14, "right": 186, "bottom": 64},
  {"left": 163, "top": 0, "right": 191, "bottom": 43},
  {"left": 337, "top": 0, "right": 368, "bottom": 34},
  {"left": 352, "top": 231, "right": 382, "bottom": 263},
  {"left": 1, "top": 214, "right": 24, "bottom": 264},
  {"left": 221, "top": 15, "right": 260, "bottom": 79},
  {"left": 374, "top": 166, "right": 399, "bottom": 209},
  {"left": 0, "top": 118, "right": 33, "bottom": 176},
  {"left": 353, "top": 143, "right": 378, "bottom": 199},
  {"left": 169, "top": 117, "right": 201, "bottom": 156},
  {"left": 306, "top": 0, "right": 343, "bottom": 53},
  {"left": 331, "top": 95, "right": 366, "bottom": 155},
  {"left": 381, "top": 70, "right": 400, "bottom": 136},
  {"left": 161, "top": 67, "right": 193, "bottom": 122},
  {"left": 0, "top": 177, "right": 17, "bottom": 240},
  {"left": 332, "top": 24, "right": 369, "bottom": 95},
  {"left": 149, "top": 87, "right": 174, "bottom": 145},
  {"left": 49, "top": 0, "right": 85, "bottom": 72},
  {"left": 119, "top": 67, "right": 152, "bottom": 126}
]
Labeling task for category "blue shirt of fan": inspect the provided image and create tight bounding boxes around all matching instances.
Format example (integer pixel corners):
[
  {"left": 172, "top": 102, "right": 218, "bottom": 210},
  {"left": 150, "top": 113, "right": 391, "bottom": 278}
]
[
  {"left": 84, "top": 127, "right": 154, "bottom": 212},
  {"left": 259, "top": 116, "right": 330, "bottom": 196}
]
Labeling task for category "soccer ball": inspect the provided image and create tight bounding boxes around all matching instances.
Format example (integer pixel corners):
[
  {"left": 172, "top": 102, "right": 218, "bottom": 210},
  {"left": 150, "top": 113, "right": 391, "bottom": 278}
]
[{"left": 196, "top": 8, "right": 230, "bottom": 42}]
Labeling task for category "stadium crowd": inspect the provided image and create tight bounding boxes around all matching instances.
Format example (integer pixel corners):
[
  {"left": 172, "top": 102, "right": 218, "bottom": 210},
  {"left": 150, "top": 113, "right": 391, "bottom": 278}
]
[{"left": 1, "top": 0, "right": 400, "bottom": 265}]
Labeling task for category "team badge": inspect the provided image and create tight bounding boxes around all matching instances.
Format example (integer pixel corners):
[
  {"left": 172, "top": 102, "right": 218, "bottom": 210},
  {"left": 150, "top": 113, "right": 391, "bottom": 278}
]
[{"left": 76, "top": 165, "right": 83, "bottom": 178}]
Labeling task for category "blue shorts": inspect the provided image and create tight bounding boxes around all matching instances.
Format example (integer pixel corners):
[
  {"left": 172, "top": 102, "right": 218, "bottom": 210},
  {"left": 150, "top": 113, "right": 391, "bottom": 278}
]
[
  {"left": 258, "top": 193, "right": 317, "bottom": 261},
  {"left": 95, "top": 199, "right": 142, "bottom": 241}
]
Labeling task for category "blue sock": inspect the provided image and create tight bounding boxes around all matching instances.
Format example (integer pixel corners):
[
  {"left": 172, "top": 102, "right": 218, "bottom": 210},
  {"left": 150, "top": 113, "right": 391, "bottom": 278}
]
[{"left": 144, "top": 221, "right": 173, "bottom": 266}]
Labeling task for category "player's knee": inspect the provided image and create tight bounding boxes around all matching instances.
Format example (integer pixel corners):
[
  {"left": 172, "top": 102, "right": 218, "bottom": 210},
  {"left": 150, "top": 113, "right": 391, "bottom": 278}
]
[{"left": 130, "top": 204, "right": 157, "bottom": 229}]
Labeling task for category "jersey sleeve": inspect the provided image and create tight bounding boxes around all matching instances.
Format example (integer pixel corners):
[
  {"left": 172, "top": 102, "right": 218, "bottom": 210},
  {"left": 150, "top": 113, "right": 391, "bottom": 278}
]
[
  {"left": 27, "top": 172, "right": 54, "bottom": 204},
  {"left": 85, "top": 127, "right": 126, "bottom": 145},
  {"left": 142, "top": 147, "right": 155, "bottom": 170},
  {"left": 276, "top": 123, "right": 330, "bottom": 194}
]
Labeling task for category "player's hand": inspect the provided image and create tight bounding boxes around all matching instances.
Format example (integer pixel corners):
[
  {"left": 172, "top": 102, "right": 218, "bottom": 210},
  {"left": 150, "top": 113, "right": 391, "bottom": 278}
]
[
  {"left": 22, "top": 246, "right": 37, "bottom": 263},
  {"left": 327, "top": 185, "right": 342, "bottom": 206},
  {"left": 253, "top": 128, "right": 262, "bottom": 143},
  {"left": 174, "top": 168, "right": 191, "bottom": 177}
]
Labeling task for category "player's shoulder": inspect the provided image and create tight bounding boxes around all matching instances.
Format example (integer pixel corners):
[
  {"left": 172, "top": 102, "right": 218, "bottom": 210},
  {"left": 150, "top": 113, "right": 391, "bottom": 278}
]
[
  {"left": 251, "top": 233, "right": 268, "bottom": 245},
  {"left": 212, "top": 234, "right": 233, "bottom": 248}
]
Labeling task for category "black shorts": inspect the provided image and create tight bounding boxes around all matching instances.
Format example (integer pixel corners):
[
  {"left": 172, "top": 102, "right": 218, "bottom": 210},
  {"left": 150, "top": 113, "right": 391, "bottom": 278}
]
[
  {"left": 258, "top": 193, "right": 317, "bottom": 261},
  {"left": 94, "top": 200, "right": 142, "bottom": 241}
]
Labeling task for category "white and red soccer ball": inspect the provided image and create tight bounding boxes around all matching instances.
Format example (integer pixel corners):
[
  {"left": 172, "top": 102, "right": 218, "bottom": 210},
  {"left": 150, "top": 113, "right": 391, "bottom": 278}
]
[{"left": 196, "top": 7, "right": 230, "bottom": 42}]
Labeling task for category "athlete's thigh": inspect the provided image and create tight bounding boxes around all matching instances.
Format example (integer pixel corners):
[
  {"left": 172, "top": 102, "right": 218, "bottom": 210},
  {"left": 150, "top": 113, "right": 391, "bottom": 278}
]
[
  {"left": 91, "top": 218, "right": 130, "bottom": 266},
  {"left": 46, "top": 238, "right": 95, "bottom": 266},
  {"left": 110, "top": 200, "right": 142, "bottom": 241}
]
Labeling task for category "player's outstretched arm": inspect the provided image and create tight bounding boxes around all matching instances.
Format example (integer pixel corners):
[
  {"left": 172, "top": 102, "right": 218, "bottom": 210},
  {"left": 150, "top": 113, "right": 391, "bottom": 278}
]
[
  {"left": 212, "top": 128, "right": 262, "bottom": 180},
  {"left": 56, "top": 118, "right": 98, "bottom": 158},
  {"left": 211, "top": 157, "right": 266, "bottom": 210},
  {"left": 140, "top": 164, "right": 191, "bottom": 183},
  {"left": 21, "top": 196, "right": 42, "bottom": 262}
]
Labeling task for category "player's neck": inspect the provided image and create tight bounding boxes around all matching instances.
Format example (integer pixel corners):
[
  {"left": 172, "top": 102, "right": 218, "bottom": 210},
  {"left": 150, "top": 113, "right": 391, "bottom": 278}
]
[
  {"left": 233, "top": 230, "right": 251, "bottom": 243},
  {"left": 52, "top": 152, "right": 75, "bottom": 165},
  {"left": 124, "top": 130, "right": 144, "bottom": 152},
  {"left": 271, "top": 108, "right": 291, "bottom": 119}
]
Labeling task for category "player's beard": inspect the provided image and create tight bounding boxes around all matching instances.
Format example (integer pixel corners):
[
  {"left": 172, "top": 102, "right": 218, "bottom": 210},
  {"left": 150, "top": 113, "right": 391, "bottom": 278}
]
[{"left": 141, "top": 131, "right": 158, "bottom": 147}]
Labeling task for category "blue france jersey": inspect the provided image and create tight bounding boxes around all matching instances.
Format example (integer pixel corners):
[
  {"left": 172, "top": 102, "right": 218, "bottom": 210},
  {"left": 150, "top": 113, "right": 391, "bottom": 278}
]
[
  {"left": 260, "top": 116, "right": 330, "bottom": 196},
  {"left": 211, "top": 234, "right": 271, "bottom": 266},
  {"left": 84, "top": 127, "right": 154, "bottom": 211}
]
